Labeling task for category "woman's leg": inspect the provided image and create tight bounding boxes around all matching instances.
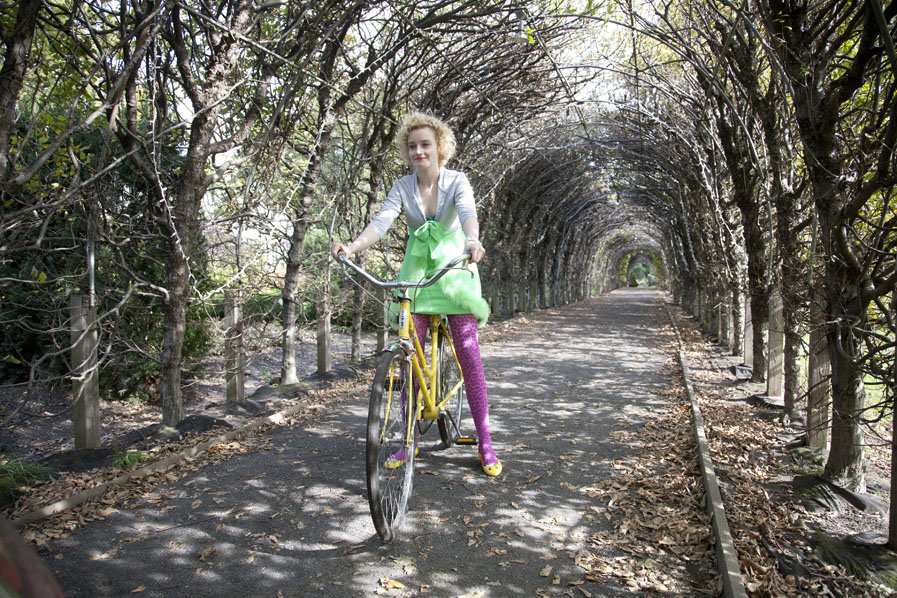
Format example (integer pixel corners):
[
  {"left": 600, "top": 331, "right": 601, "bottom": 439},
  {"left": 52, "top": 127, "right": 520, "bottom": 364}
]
[{"left": 446, "top": 314, "right": 499, "bottom": 468}]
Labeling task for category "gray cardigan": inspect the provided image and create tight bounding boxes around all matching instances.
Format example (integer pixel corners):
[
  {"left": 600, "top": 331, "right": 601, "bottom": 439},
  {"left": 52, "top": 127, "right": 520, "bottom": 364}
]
[{"left": 368, "top": 168, "right": 477, "bottom": 239}]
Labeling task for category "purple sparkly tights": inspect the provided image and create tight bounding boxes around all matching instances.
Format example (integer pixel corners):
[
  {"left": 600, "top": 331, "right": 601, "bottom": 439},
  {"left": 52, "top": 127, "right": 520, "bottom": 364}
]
[{"left": 411, "top": 313, "right": 497, "bottom": 465}]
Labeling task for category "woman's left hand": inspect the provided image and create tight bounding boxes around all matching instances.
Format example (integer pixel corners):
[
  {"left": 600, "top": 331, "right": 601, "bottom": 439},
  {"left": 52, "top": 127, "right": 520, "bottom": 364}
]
[{"left": 465, "top": 239, "right": 485, "bottom": 263}]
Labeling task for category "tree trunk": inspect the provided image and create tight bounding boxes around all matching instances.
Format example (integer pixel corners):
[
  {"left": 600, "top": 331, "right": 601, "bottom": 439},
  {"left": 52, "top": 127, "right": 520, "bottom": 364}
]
[
  {"left": 748, "top": 274, "right": 768, "bottom": 382},
  {"left": 160, "top": 0, "right": 254, "bottom": 425},
  {"left": 718, "top": 290, "right": 728, "bottom": 349},
  {"left": 350, "top": 282, "right": 365, "bottom": 363},
  {"left": 783, "top": 305, "right": 802, "bottom": 418},
  {"left": 161, "top": 239, "right": 189, "bottom": 426},
  {"left": 822, "top": 261, "right": 867, "bottom": 491},
  {"left": 280, "top": 121, "right": 335, "bottom": 384},
  {"left": 888, "top": 292, "right": 897, "bottom": 549},
  {"left": 730, "top": 288, "right": 743, "bottom": 356},
  {"left": 807, "top": 291, "right": 831, "bottom": 450},
  {"left": 0, "top": 0, "right": 42, "bottom": 182},
  {"left": 823, "top": 338, "right": 866, "bottom": 492},
  {"left": 350, "top": 252, "right": 368, "bottom": 363}
]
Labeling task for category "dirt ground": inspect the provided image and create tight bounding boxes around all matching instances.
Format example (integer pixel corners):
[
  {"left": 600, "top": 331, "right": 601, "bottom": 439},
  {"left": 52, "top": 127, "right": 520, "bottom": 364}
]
[
  {"left": 0, "top": 327, "right": 377, "bottom": 462},
  {"left": 667, "top": 305, "right": 895, "bottom": 597}
]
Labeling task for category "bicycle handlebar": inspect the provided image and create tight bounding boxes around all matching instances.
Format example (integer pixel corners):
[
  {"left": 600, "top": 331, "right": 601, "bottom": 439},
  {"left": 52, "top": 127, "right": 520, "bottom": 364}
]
[{"left": 337, "top": 253, "right": 471, "bottom": 291}]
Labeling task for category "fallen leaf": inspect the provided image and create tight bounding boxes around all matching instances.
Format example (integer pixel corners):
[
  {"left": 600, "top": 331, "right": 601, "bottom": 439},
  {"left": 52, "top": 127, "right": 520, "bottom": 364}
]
[
  {"left": 379, "top": 578, "right": 406, "bottom": 591},
  {"left": 198, "top": 547, "right": 217, "bottom": 562}
]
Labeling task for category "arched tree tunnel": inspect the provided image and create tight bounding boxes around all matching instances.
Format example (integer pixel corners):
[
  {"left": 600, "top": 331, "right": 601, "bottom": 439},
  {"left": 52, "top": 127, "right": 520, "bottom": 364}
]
[
  {"left": 474, "top": 120, "right": 688, "bottom": 319},
  {"left": 2, "top": 0, "right": 895, "bottom": 539}
]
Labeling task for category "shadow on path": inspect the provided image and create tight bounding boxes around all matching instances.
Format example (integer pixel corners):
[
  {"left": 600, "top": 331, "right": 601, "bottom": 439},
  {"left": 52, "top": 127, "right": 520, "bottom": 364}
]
[{"left": 47, "top": 288, "right": 680, "bottom": 597}]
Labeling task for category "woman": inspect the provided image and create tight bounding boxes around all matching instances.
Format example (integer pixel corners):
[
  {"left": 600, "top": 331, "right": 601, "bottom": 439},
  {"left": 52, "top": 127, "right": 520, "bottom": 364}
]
[{"left": 330, "top": 112, "right": 501, "bottom": 476}]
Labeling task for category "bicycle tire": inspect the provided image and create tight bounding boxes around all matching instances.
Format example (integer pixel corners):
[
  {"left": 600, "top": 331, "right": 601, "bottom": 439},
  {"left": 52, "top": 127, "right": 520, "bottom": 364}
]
[
  {"left": 437, "top": 331, "right": 467, "bottom": 448},
  {"left": 366, "top": 348, "right": 416, "bottom": 541}
]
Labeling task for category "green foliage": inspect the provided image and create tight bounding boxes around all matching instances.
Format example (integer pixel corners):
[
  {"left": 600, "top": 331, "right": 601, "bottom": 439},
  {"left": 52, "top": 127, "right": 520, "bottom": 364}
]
[
  {"left": 0, "top": 213, "right": 85, "bottom": 382},
  {"left": 619, "top": 251, "right": 662, "bottom": 288},
  {"left": 101, "top": 242, "right": 215, "bottom": 402},
  {"left": 618, "top": 253, "right": 631, "bottom": 287},
  {"left": 114, "top": 448, "right": 148, "bottom": 470}
]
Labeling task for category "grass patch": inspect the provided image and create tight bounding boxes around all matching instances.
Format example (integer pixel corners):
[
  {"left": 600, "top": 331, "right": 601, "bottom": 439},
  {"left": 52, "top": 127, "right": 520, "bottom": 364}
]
[
  {"left": 0, "top": 457, "right": 53, "bottom": 510},
  {"left": 114, "top": 448, "right": 149, "bottom": 470}
]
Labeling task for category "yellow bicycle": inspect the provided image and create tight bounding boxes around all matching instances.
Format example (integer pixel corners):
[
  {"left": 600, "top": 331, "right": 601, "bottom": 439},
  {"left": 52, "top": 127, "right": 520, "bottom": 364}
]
[{"left": 339, "top": 254, "right": 475, "bottom": 541}]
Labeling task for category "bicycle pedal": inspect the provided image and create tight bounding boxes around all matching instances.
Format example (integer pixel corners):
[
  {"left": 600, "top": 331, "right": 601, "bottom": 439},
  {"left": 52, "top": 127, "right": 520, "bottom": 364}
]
[{"left": 455, "top": 436, "right": 477, "bottom": 445}]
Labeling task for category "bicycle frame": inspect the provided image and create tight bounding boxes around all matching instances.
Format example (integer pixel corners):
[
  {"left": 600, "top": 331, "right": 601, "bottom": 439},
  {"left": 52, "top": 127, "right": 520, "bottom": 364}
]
[
  {"left": 338, "top": 253, "right": 469, "bottom": 429},
  {"left": 395, "top": 297, "right": 464, "bottom": 423}
]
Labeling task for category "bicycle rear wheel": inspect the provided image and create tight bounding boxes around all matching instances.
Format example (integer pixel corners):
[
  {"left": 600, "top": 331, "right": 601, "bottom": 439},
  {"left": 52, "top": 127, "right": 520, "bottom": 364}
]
[
  {"left": 437, "top": 331, "right": 467, "bottom": 448},
  {"left": 366, "top": 348, "right": 416, "bottom": 541}
]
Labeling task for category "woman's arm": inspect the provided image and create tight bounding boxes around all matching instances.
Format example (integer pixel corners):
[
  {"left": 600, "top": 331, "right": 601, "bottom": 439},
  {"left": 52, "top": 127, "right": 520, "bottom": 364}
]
[
  {"left": 331, "top": 179, "right": 406, "bottom": 260},
  {"left": 453, "top": 172, "right": 485, "bottom": 263},
  {"left": 330, "top": 226, "right": 380, "bottom": 260},
  {"left": 461, "top": 217, "right": 485, "bottom": 263}
]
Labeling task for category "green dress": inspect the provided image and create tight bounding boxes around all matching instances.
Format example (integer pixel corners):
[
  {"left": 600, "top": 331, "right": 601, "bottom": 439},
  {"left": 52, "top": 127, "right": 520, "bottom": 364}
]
[{"left": 391, "top": 219, "right": 490, "bottom": 328}]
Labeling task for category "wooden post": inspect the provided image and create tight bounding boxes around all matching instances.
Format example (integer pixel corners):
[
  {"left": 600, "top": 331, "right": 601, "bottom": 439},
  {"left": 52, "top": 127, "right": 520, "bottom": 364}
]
[
  {"left": 317, "top": 293, "right": 332, "bottom": 374},
  {"left": 224, "top": 295, "right": 245, "bottom": 403},
  {"left": 718, "top": 294, "right": 729, "bottom": 349},
  {"left": 377, "top": 286, "right": 388, "bottom": 352},
  {"left": 70, "top": 295, "right": 100, "bottom": 449},
  {"left": 728, "top": 297, "right": 736, "bottom": 353},
  {"left": 743, "top": 301, "right": 754, "bottom": 367},
  {"left": 766, "top": 286, "right": 785, "bottom": 399},
  {"left": 317, "top": 252, "right": 332, "bottom": 375}
]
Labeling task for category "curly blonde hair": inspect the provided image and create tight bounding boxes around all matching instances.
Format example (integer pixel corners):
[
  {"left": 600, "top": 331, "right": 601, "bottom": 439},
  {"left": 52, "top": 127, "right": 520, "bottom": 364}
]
[{"left": 395, "top": 111, "right": 456, "bottom": 168}]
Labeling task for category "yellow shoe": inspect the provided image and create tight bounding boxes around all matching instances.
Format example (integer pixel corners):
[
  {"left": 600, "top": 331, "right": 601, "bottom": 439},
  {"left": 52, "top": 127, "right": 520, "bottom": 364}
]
[
  {"left": 479, "top": 452, "right": 502, "bottom": 477},
  {"left": 385, "top": 446, "right": 418, "bottom": 470}
]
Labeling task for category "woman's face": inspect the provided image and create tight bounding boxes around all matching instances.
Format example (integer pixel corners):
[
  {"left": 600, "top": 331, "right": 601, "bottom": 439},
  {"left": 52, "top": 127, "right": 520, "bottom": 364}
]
[{"left": 407, "top": 127, "right": 440, "bottom": 170}]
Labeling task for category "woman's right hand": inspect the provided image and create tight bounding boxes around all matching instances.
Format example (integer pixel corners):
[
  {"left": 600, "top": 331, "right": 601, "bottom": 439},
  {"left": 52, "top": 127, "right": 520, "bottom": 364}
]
[{"left": 330, "top": 242, "right": 353, "bottom": 261}]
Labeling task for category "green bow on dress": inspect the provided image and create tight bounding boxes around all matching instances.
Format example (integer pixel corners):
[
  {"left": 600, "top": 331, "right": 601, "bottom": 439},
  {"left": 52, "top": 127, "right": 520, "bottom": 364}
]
[
  {"left": 409, "top": 219, "right": 452, "bottom": 270},
  {"left": 391, "top": 220, "right": 490, "bottom": 330}
]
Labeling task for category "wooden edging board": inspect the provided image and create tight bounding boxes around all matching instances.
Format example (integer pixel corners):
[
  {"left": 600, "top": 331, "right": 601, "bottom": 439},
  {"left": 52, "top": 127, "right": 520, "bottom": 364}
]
[{"left": 666, "top": 306, "right": 748, "bottom": 598}]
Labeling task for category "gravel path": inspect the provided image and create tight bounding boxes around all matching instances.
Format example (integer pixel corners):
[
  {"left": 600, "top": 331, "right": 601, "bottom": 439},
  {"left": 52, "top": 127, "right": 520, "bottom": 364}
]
[{"left": 46, "top": 288, "right": 682, "bottom": 597}]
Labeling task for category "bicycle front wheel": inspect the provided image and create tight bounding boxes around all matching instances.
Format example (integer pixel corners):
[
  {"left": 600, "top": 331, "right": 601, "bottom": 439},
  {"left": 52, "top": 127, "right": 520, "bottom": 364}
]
[{"left": 366, "top": 348, "right": 416, "bottom": 541}]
